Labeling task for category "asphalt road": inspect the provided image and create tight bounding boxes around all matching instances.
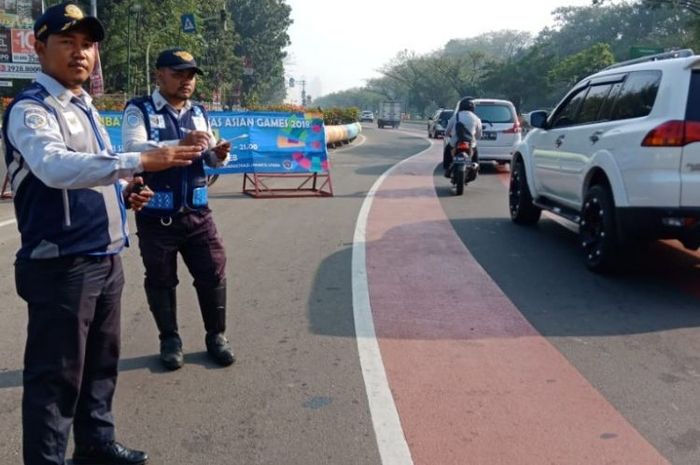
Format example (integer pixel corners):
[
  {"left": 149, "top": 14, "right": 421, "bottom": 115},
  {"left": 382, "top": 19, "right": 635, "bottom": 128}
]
[
  {"left": 435, "top": 141, "right": 700, "bottom": 465},
  {"left": 0, "top": 124, "right": 428, "bottom": 465},
  {"left": 0, "top": 122, "right": 699, "bottom": 464}
]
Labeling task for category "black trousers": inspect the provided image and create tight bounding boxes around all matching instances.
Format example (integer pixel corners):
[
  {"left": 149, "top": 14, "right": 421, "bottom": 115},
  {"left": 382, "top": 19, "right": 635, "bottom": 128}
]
[
  {"left": 136, "top": 209, "right": 227, "bottom": 290},
  {"left": 16, "top": 255, "right": 123, "bottom": 465}
]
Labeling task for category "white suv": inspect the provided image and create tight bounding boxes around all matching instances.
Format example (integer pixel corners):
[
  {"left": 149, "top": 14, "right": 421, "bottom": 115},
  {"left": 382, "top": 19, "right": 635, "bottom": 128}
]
[{"left": 509, "top": 49, "right": 700, "bottom": 272}]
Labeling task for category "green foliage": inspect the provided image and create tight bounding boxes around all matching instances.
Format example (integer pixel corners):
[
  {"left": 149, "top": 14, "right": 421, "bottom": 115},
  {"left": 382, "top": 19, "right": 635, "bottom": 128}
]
[
  {"left": 548, "top": 43, "right": 616, "bottom": 87},
  {"left": 322, "top": 1, "right": 695, "bottom": 114},
  {"left": 321, "top": 107, "right": 359, "bottom": 125},
  {"left": 92, "top": 94, "right": 128, "bottom": 111},
  {"left": 75, "top": 0, "right": 290, "bottom": 107},
  {"left": 313, "top": 88, "right": 385, "bottom": 112},
  {"left": 229, "top": 0, "right": 292, "bottom": 106}
]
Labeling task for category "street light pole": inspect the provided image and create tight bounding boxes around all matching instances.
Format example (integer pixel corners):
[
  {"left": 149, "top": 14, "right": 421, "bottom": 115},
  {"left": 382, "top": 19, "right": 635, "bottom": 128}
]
[
  {"left": 126, "top": 3, "right": 142, "bottom": 97},
  {"left": 127, "top": 12, "right": 131, "bottom": 96}
]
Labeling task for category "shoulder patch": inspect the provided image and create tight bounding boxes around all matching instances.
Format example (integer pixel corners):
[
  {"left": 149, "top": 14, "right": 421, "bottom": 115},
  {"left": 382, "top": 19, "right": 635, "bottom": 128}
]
[
  {"left": 24, "top": 108, "right": 48, "bottom": 130},
  {"left": 125, "top": 110, "right": 143, "bottom": 127}
]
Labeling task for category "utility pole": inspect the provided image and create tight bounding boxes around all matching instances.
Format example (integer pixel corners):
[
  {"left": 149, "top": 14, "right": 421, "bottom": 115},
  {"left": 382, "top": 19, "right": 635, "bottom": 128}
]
[
  {"left": 288, "top": 76, "right": 307, "bottom": 107},
  {"left": 90, "top": 0, "right": 97, "bottom": 17}
]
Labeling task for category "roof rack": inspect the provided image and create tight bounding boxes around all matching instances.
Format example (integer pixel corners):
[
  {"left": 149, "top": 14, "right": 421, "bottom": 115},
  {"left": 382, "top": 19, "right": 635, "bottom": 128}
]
[{"left": 603, "top": 48, "right": 695, "bottom": 71}]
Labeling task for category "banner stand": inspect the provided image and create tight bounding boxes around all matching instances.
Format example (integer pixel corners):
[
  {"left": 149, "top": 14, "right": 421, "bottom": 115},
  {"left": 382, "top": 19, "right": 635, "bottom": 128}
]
[{"left": 242, "top": 172, "right": 334, "bottom": 198}]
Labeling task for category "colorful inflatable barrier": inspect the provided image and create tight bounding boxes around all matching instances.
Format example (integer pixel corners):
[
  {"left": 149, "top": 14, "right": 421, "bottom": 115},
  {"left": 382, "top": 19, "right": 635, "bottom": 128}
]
[{"left": 325, "top": 122, "right": 361, "bottom": 147}]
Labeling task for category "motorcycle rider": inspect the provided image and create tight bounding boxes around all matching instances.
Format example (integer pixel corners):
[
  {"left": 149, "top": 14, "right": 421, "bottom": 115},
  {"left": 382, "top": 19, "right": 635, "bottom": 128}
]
[{"left": 444, "top": 97, "right": 483, "bottom": 177}]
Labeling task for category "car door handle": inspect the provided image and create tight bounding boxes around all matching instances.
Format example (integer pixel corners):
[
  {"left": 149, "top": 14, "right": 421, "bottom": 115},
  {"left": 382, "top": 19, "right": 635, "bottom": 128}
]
[
  {"left": 555, "top": 135, "right": 565, "bottom": 148},
  {"left": 590, "top": 130, "right": 604, "bottom": 143}
]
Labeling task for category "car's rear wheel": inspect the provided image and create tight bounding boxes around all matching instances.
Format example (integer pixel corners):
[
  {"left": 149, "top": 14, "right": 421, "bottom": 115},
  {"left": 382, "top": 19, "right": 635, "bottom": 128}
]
[
  {"left": 509, "top": 158, "right": 541, "bottom": 225},
  {"left": 580, "top": 184, "right": 619, "bottom": 273}
]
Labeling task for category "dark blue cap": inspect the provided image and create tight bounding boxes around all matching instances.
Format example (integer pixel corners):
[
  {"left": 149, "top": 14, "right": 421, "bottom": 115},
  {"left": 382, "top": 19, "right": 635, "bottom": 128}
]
[
  {"left": 34, "top": 2, "right": 105, "bottom": 43},
  {"left": 155, "top": 48, "right": 203, "bottom": 74}
]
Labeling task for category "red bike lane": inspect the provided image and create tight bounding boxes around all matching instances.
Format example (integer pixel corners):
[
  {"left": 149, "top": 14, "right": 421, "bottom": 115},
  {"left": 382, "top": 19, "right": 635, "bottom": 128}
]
[{"left": 363, "top": 142, "right": 669, "bottom": 465}]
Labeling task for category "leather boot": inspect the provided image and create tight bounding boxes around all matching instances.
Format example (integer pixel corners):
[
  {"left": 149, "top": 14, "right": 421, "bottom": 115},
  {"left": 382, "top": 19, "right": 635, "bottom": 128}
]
[
  {"left": 196, "top": 281, "right": 235, "bottom": 366},
  {"left": 145, "top": 285, "right": 184, "bottom": 370}
]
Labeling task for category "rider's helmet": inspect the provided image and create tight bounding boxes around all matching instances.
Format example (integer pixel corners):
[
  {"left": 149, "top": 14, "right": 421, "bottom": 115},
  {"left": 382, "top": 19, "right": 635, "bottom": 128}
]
[{"left": 457, "top": 96, "right": 476, "bottom": 112}]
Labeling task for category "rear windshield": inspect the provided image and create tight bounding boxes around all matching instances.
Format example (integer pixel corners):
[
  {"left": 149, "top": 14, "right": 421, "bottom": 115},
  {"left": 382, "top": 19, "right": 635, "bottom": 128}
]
[
  {"left": 439, "top": 110, "right": 453, "bottom": 123},
  {"left": 475, "top": 104, "right": 514, "bottom": 123},
  {"left": 686, "top": 70, "right": 700, "bottom": 122}
]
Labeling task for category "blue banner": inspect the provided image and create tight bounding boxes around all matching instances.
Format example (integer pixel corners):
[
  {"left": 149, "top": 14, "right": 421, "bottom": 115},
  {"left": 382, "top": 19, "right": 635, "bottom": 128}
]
[{"left": 99, "top": 111, "right": 329, "bottom": 174}]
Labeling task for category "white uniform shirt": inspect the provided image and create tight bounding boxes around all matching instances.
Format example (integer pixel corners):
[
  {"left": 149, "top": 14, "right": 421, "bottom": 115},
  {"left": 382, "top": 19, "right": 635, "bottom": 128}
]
[
  {"left": 6, "top": 72, "right": 142, "bottom": 189},
  {"left": 121, "top": 90, "right": 228, "bottom": 168}
]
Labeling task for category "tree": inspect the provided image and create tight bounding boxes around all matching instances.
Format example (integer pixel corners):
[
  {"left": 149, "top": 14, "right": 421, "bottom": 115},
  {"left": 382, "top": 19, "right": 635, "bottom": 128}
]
[
  {"left": 98, "top": 0, "right": 207, "bottom": 98},
  {"left": 548, "top": 43, "right": 615, "bottom": 86},
  {"left": 313, "top": 88, "right": 385, "bottom": 111},
  {"left": 229, "top": 0, "right": 292, "bottom": 106}
]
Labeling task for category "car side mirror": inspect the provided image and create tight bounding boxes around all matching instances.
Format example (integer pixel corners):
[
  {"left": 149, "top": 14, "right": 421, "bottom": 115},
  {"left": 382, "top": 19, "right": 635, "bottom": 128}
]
[{"left": 529, "top": 111, "right": 548, "bottom": 129}]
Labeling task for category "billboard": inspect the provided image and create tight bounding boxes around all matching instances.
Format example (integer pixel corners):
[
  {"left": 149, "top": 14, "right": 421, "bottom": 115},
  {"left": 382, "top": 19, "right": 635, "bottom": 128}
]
[
  {"left": 100, "top": 111, "right": 330, "bottom": 175},
  {"left": 0, "top": 0, "right": 42, "bottom": 85}
]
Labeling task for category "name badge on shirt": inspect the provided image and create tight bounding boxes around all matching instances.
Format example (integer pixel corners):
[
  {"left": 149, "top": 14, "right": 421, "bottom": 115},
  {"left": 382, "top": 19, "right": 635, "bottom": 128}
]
[
  {"left": 63, "top": 111, "right": 84, "bottom": 135},
  {"left": 193, "top": 115, "right": 207, "bottom": 131},
  {"left": 149, "top": 114, "right": 166, "bottom": 129}
]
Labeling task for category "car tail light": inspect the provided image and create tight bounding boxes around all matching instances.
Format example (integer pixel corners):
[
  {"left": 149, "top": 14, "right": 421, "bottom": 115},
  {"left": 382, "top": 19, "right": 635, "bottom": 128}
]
[
  {"left": 456, "top": 141, "right": 471, "bottom": 151},
  {"left": 642, "top": 120, "right": 700, "bottom": 147},
  {"left": 503, "top": 120, "right": 521, "bottom": 134}
]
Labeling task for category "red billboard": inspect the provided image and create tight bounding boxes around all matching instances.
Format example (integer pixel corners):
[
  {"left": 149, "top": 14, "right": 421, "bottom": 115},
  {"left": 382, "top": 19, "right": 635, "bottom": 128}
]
[
  {"left": 11, "top": 28, "right": 36, "bottom": 63},
  {"left": 0, "top": 0, "right": 42, "bottom": 83}
]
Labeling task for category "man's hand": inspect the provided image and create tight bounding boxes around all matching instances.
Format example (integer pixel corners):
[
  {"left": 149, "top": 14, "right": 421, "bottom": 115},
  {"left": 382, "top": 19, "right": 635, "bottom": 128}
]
[
  {"left": 140, "top": 145, "right": 201, "bottom": 172},
  {"left": 124, "top": 176, "right": 153, "bottom": 212},
  {"left": 212, "top": 140, "right": 231, "bottom": 161},
  {"left": 180, "top": 130, "right": 212, "bottom": 151}
]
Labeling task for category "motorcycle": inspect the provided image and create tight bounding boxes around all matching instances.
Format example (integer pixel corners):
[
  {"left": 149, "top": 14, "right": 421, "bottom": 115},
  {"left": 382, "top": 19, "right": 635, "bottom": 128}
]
[{"left": 448, "top": 136, "right": 479, "bottom": 196}]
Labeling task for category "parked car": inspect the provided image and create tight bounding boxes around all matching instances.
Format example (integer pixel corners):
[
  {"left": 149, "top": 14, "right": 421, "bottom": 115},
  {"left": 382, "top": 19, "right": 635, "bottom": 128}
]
[
  {"left": 360, "top": 110, "right": 374, "bottom": 123},
  {"left": 509, "top": 49, "right": 700, "bottom": 272},
  {"left": 443, "top": 98, "right": 522, "bottom": 164},
  {"left": 427, "top": 109, "right": 453, "bottom": 138}
]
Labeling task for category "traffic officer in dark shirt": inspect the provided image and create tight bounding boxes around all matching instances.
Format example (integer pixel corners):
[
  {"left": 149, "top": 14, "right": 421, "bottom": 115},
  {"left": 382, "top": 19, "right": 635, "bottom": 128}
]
[
  {"left": 122, "top": 48, "right": 235, "bottom": 370},
  {"left": 3, "top": 3, "right": 201, "bottom": 464}
]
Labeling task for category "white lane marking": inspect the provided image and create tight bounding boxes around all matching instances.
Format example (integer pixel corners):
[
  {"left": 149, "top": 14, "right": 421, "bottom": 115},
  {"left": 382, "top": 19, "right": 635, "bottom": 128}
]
[
  {"left": 352, "top": 141, "right": 435, "bottom": 465},
  {"left": 0, "top": 218, "right": 16, "bottom": 228}
]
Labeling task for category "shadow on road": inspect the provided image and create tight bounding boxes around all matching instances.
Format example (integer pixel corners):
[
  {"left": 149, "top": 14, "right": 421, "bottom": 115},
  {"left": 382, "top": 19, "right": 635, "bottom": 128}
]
[
  {"left": 306, "top": 211, "right": 700, "bottom": 341},
  {"left": 447, "top": 213, "right": 700, "bottom": 339},
  {"left": 0, "top": 352, "right": 228, "bottom": 390}
]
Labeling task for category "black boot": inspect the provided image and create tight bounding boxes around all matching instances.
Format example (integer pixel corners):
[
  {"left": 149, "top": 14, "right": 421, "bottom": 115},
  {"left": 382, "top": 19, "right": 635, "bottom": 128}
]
[
  {"left": 145, "top": 285, "right": 184, "bottom": 370},
  {"left": 196, "top": 281, "right": 235, "bottom": 366}
]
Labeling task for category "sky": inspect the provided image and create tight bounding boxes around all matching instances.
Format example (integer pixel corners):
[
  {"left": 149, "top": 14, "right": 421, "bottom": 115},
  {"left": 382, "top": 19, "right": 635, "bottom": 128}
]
[{"left": 283, "top": 0, "right": 595, "bottom": 102}]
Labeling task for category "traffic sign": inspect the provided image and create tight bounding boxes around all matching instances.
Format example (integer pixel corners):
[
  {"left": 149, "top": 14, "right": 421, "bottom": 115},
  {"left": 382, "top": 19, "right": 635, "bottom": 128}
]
[
  {"left": 181, "top": 14, "right": 196, "bottom": 33},
  {"left": 630, "top": 46, "right": 664, "bottom": 59}
]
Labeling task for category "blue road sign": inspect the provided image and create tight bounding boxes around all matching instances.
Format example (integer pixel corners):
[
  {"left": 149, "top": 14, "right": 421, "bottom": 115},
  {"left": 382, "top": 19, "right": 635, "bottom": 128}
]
[{"left": 181, "top": 14, "right": 196, "bottom": 33}]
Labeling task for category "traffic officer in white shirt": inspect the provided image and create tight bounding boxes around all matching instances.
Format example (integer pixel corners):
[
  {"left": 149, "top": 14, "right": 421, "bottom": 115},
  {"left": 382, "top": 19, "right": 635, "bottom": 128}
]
[
  {"left": 122, "top": 48, "right": 235, "bottom": 371},
  {"left": 3, "top": 3, "right": 201, "bottom": 464}
]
